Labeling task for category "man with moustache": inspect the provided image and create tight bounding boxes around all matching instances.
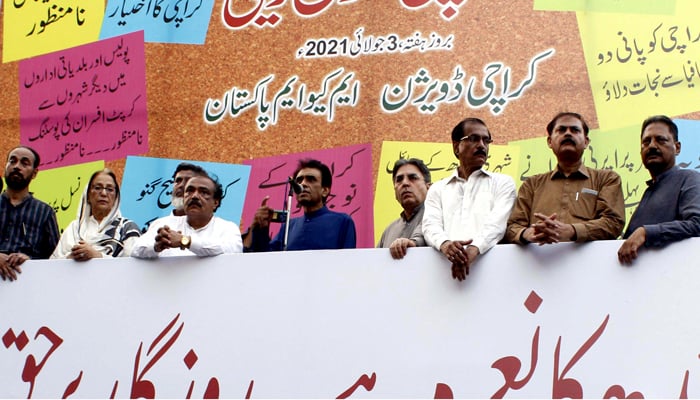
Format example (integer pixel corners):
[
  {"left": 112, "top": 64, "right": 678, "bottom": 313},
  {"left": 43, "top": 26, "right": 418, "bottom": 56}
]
[
  {"left": 170, "top": 162, "right": 206, "bottom": 216},
  {"left": 244, "top": 158, "right": 356, "bottom": 251},
  {"left": 505, "top": 112, "right": 625, "bottom": 245},
  {"left": 377, "top": 158, "right": 431, "bottom": 259},
  {"left": 618, "top": 115, "right": 700, "bottom": 264},
  {"left": 131, "top": 173, "right": 242, "bottom": 258},
  {"left": 422, "top": 117, "right": 516, "bottom": 281},
  {"left": 0, "top": 146, "right": 59, "bottom": 281}
]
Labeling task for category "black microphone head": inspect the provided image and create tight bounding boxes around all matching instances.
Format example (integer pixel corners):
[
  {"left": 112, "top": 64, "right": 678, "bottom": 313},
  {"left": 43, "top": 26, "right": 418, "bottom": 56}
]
[{"left": 288, "top": 177, "right": 303, "bottom": 194}]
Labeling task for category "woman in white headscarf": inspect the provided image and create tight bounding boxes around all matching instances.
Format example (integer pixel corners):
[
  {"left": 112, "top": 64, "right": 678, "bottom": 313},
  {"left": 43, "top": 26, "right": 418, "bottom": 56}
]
[{"left": 51, "top": 169, "right": 141, "bottom": 260}]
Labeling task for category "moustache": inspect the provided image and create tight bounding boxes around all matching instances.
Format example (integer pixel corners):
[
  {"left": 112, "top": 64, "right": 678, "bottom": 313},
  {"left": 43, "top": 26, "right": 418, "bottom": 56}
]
[
  {"left": 560, "top": 138, "right": 576, "bottom": 145},
  {"left": 187, "top": 198, "right": 202, "bottom": 207},
  {"left": 645, "top": 149, "right": 662, "bottom": 156},
  {"left": 474, "top": 150, "right": 487, "bottom": 157}
]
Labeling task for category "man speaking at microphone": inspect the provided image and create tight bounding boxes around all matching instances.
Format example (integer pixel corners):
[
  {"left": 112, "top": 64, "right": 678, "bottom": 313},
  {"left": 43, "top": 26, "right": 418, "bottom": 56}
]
[{"left": 243, "top": 159, "right": 356, "bottom": 251}]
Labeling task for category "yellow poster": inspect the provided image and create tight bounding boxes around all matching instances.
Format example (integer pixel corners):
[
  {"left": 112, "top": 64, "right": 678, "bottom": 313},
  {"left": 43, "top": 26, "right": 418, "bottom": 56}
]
[
  {"left": 3, "top": 0, "right": 104, "bottom": 62},
  {"left": 31, "top": 160, "right": 104, "bottom": 233},
  {"left": 578, "top": 0, "right": 700, "bottom": 130},
  {"left": 534, "top": 0, "right": 675, "bottom": 14}
]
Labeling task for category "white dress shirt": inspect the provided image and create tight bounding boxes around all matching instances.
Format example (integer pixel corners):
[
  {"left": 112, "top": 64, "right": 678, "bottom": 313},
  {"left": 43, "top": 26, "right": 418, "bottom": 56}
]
[
  {"left": 131, "top": 214, "right": 243, "bottom": 258},
  {"left": 422, "top": 169, "right": 516, "bottom": 255}
]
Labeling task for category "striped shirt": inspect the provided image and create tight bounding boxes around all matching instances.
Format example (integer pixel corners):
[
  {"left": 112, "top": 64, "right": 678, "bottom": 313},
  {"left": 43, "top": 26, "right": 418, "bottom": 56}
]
[{"left": 0, "top": 192, "right": 59, "bottom": 259}]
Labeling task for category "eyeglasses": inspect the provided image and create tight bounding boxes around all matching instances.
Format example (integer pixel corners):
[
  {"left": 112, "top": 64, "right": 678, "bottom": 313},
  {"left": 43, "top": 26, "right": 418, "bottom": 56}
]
[
  {"left": 295, "top": 174, "right": 319, "bottom": 184},
  {"left": 459, "top": 134, "right": 493, "bottom": 145},
  {"left": 91, "top": 185, "right": 116, "bottom": 194}
]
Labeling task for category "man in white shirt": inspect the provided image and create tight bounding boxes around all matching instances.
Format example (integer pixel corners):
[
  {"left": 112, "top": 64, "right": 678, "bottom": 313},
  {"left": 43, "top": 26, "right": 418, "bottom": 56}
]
[
  {"left": 132, "top": 174, "right": 242, "bottom": 258},
  {"left": 422, "top": 117, "right": 516, "bottom": 281}
]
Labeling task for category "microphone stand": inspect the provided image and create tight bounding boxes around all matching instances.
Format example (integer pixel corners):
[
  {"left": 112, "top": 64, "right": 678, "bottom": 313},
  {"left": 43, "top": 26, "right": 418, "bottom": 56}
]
[{"left": 282, "top": 180, "right": 294, "bottom": 251}]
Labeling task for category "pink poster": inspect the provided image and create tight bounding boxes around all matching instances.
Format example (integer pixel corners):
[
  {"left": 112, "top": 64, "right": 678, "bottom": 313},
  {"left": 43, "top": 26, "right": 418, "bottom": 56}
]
[
  {"left": 242, "top": 143, "right": 374, "bottom": 248},
  {"left": 19, "top": 31, "right": 148, "bottom": 169}
]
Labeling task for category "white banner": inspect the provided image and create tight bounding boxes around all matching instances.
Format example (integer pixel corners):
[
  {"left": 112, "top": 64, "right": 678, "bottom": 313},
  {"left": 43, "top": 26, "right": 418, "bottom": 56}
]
[{"left": 1, "top": 239, "right": 699, "bottom": 398}]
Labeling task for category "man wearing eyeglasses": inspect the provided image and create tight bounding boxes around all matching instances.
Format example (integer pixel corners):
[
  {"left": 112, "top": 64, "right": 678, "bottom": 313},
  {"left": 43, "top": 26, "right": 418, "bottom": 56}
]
[
  {"left": 0, "top": 146, "right": 59, "bottom": 281},
  {"left": 131, "top": 173, "right": 243, "bottom": 258},
  {"left": 505, "top": 112, "right": 625, "bottom": 245},
  {"left": 422, "top": 118, "right": 516, "bottom": 281},
  {"left": 377, "top": 158, "right": 432, "bottom": 259},
  {"left": 244, "top": 158, "right": 356, "bottom": 251}
]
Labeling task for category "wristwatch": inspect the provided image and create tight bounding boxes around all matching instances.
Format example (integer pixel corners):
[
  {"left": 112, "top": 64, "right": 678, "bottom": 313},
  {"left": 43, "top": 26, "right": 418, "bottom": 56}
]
[{"left": 180, "top": 235, "right": 191, "bottom": 250}]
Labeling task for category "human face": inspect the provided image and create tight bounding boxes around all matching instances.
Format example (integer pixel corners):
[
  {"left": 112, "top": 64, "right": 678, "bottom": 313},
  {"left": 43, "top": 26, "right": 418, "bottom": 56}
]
[
  {"left": 88, "top": 173, "right": 117, "bottom": 221},
  {"left": 172, "top": 169, "right": 196, "bottom": 209},
  {"left": 4, "top": 147, "right": 38, "bottom": 191},
  {"left": 393, "top": 164, "right": 429, "bottom": 214},
  {"left": 452, "top": 122, "right": 491, "bottom": 177},
  {"left": 184, "top": 176, "right": 219, "bottom": 221},
  {"left": 547, "top": 115, "right": 589, "bottom": 162},
  {"left": 641, "top": 122, "right": 680, "bottom": 177},
  {"left": 294, "top": 167, "right": 329, "bottom": 211}
]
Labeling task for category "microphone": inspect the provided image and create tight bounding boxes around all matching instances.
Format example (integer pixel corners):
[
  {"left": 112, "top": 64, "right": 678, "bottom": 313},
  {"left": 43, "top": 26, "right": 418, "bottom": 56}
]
[{"left": 288, "top": 177, "right": 303, "bottom": 195}]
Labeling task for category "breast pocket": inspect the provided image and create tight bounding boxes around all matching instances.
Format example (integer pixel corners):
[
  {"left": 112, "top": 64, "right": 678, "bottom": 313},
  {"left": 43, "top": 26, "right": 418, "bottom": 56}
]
[
  {"left": 570, "top": 190, "right": 598, "bottom": 220},
  {"left": 471, "top": 191, "right": 495, "bottom": 217}
]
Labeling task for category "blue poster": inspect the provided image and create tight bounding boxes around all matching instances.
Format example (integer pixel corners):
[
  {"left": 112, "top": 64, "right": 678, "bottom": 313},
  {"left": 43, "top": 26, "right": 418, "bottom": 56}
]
[
  {"left": 121, "top": 156, "right": 251, "bottom": 231},
  {"left": 100, "top": 0, "right": 215, "bottom": 44}
]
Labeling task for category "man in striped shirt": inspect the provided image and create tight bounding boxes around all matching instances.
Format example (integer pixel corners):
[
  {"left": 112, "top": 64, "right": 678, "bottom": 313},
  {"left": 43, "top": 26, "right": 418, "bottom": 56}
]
[{"left": 0, "top": 146, "right": 59, "bottom": 281}]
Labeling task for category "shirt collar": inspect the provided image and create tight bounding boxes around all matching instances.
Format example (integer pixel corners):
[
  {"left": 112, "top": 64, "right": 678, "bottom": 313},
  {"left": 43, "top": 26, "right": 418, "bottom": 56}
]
[
  {"left": 0, "top": 191, "right": 34, "bottom": 207},
  {"left": 550, "top": 163, "right": 589, "bottom": 180},
  {"left": 400, "top": 203, "right": 424, "bottom": 222},
  {"left": 647, "top": 165, "right": 679, "bottom": 186},
  {"left": 446, "top": 168, "right": 491, "bottom": 183},
  {"left": 304, "top": 205, "right": 329, "bottom": 218},
  {"left": 186, "top": 215, "right": 215, "bottom": 232}
]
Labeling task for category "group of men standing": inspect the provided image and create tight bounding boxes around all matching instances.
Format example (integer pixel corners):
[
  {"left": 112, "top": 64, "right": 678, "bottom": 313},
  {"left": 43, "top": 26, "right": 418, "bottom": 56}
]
[
  {"left": 1, "top": 112, "right": 699, "bottom": 282},
  {"left": 0, "top": 153, "right": 358, "bottom": 280},
  {"left": 378, "top": 113, "right": 700, "bottom": 280}
]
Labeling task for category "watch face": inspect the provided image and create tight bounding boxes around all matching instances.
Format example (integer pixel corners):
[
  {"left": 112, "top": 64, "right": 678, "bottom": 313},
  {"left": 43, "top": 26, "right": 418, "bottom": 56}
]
[{"left": 181, "top": 236, "right": 190, "bottom": 248}]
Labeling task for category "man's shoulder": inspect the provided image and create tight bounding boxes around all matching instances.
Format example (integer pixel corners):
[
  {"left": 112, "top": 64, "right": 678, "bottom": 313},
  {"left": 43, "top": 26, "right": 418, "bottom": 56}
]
[
  {"left": 26, "top": 195, "right": 57, "bottom": 215},
  {"left": 656, "top": 167, "right": 700, "bottom": 189},
  {"left": 211, "top": 215, "right": 240, "bottom": 230},
  {"left": 520, "top": 170, "right": 553, "bottom": 188},
  {"left": 483, "top": 170, "right": 516, "bottom": 185},
  {"left": 586, "top": 166, "right": 621, "bottom": 179},
  {"left": 315, "top": 208, "right": 355, "bottom": 230},
  {"left": 429, "top": 174, "right": 458, "bottom": 189},
  {"left": 672, "top": 167, "right": 700, "bottom": 180},
  {"left": 325, "top": 209, "right": 354, "bottom": 222}
]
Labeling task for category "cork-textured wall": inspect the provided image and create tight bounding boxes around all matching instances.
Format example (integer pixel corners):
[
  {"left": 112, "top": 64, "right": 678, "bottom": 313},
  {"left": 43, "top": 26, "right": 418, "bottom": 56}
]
[{"left": 0, "top": 0, "right": 598, "bottom": 176}]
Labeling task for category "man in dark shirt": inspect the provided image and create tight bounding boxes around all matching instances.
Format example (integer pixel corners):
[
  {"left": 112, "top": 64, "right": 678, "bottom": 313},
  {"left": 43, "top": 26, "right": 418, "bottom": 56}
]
[
  {"left": 1, "top": 146, "right": 59, "bottom": 281},
  {"left": 618, "top": 115, "right": 700, "bottom": 264},
  {"left": 244, "top": 158, "right": 356, "bottom": 251}
]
